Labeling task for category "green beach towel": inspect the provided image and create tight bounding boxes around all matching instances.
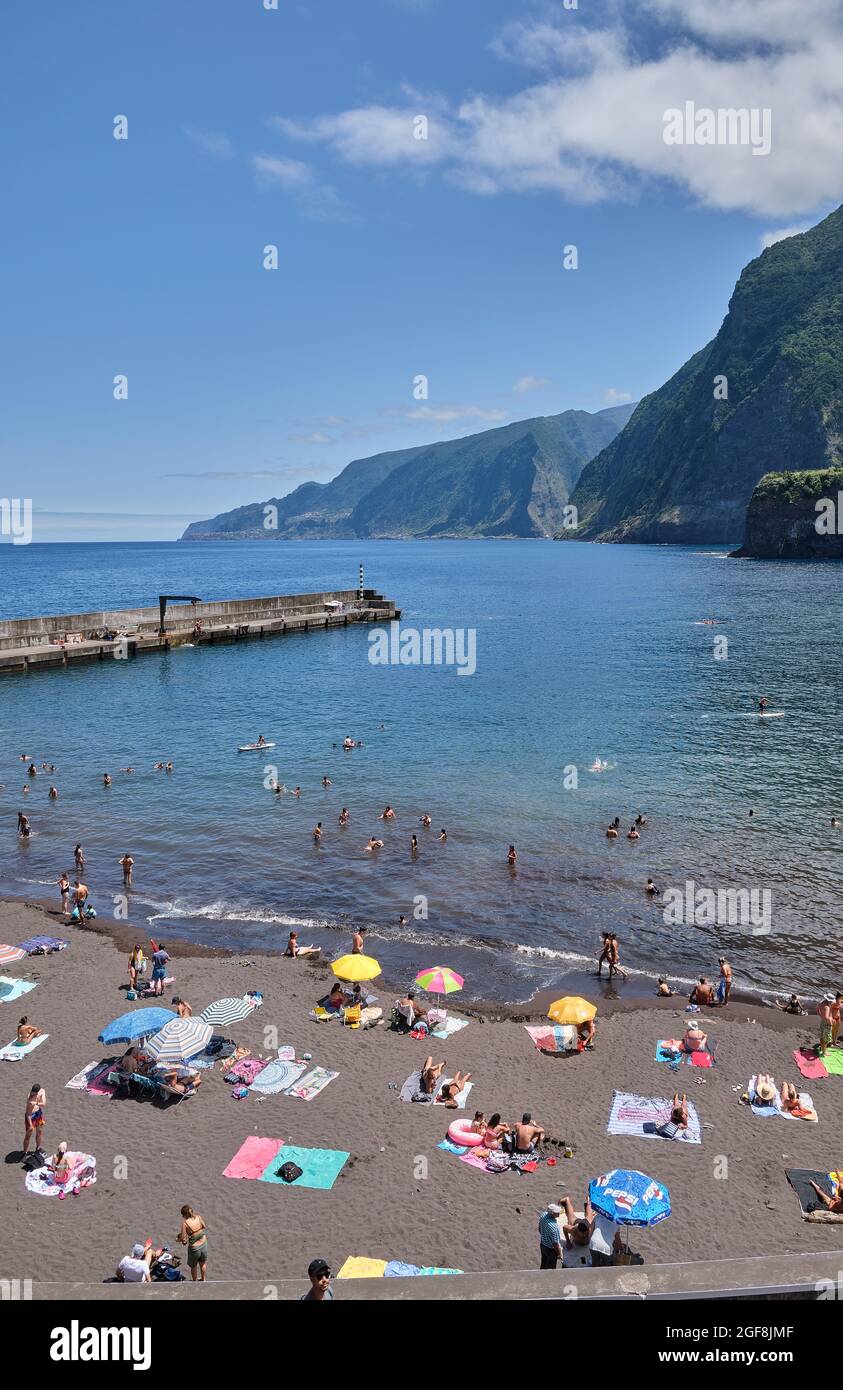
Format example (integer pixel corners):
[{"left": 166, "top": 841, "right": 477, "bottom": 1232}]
[
  {"left": 822, "top": 1050, "right": 843, "bottom": 1076},
  {"left": 259, "top": 1144, "right": 349, "bottom": 1190}
]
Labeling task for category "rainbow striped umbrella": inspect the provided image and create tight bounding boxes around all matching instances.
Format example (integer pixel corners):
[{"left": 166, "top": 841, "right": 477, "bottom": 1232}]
[
  {"left": 0, "top": 944, "right": 27, "bottom": 966},
  {"left": 414, "top": 967, "right": 464, "bottom": 996}
]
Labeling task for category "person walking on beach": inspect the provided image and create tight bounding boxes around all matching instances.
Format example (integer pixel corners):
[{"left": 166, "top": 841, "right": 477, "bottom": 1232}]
[
  {"left": 72, "top": 879, "right": 90, "bottom": 921},
  {"left": 818, "top": 993, "right": 835, "bottom": 1056},
  {"left": 151, "top": 943, "right": 170, "bottom": 996},
  {"left": 178, "top": 1205, "right": 208, "bottom": 1282},
  {"left": 119, "top": 853, "right": 134, "bottom": 887},
  {"left": 607, "top": 934, "right": 627, "bottom": 980},
  {"left": 596, "top": 932, "right": 612, "bottom": 977},
  {"left": 831, "top": 991, "right": 843, "bottom": 1046},
  {"left": 127, "top": 944, "right": 145, "bottom": 990},
  {"left": 538, "top": 1204, "right": 564, "bottom": 1269},
  {"left": 58, "top": 872, "right": 70, "bottom": 917},
  {"left": 23, "top": 1084, "right": 46, "bottom": 1156},
  {"left": 716, "top": 957, "right": 732, "bottom": 1005}
]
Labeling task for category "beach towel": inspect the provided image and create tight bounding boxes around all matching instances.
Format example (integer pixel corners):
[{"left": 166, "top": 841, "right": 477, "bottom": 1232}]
[
  {"left": 86, "top": 1061, "right": 117, "bottom": 1095},
  {"left": 259, "top": 1144, "right": 349, "bottom": 1190},
  {"left": 17, "top": 935, "right": 68, "bottom": 954},
  {"left": 0, "top": 1033, "right": 48, "bottom": 1060},
  {"left": 223, "top": 1136, "right": 285, "bottom": 1180},
  {"left": 418, "top": 1267, "right": 463, "bottom": 1276},
  {"left": 251, "top": 1057, "right": 307, "bottom": 1095},
  {"left": 794, "top": 1048, "right": 828, "bottom": 1080},
  {"left": 224, "top": 1056, "right": 269, "bottom": 1086},
  {"left": 656, "top": 1039, "right": 715, "bottom": 1068},
  {"left": 785, "top": 1167, "right": 843, "bottom": 1222},
  {"left": 607, "top": 1090, "right": 702, "bottom": 1144},
  {"left": 384, "top": 1261, "right": 422, "bottom": 1277},
  {"left": 748, "top": 1076, "right": 817, "bottom": 1121},
  {"left": 337, "top": 1257, "right": 387, "bottom": 1279},
  {"left": 460, "top": 1149, "right": 494, "bottom": 1172},
  {"left": 525, "top": 1023, "right": 577, "bottom": 1054},
  {"left": 25, "top": 1152, "right": 96, "bottom": 1196},
  {"left": 65, "top": 1062, "right": 99, "bottom": 1090},
  {"left": 400, "top": 1071, "right": 473, "bottom": 1108},
  {"left": 287, "top": 1066, "right": 339, "bottom": 1101},
  {"left": 822, "top": 1050, "right": 843, "bottom": 1076},
  {"left": 430, "top": 1017, "right": 470, "bottom": 1041},
  {"left": 0, "top": 977, "right": 37, "bottom": 1003},
  {"left": 437, "top": 1139, "right": 468, "bottom": 1155}
]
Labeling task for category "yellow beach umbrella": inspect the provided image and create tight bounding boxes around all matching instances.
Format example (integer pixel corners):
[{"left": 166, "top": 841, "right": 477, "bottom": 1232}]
[
  {"left": 331, "top": 953, "right": 382, "bottom": 983},
  {"left": 547, "top": 995, "right": 596, "bottom": 1026}
]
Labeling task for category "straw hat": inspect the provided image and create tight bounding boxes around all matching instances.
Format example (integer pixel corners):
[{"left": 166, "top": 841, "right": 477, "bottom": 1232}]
[{"left": 755, "top": 1080, "right": 776, "bottom": 1102}]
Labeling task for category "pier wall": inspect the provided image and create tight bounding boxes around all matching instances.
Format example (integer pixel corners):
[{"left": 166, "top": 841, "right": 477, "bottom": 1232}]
[{"left": 0, "top": 589, "right": 400, "bottom": 676}]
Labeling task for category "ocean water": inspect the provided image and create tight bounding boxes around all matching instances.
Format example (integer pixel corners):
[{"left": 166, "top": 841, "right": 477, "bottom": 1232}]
[{"left": 0, "top": 538, "right": 841, "bottom": 1002}]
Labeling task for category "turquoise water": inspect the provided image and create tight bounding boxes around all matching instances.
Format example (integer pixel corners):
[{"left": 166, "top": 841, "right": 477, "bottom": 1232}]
[{"left": 0, "top": 539, "right": 841, "bottom": 1001}]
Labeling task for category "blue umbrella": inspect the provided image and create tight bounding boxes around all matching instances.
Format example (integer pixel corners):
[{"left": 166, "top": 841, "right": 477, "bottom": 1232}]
[
  {"left": 98, "top": 1007, "right": 176, "bottom": 1046},
  {"left": 589, "top": 1169, "right": 671, "bottom": 1227}
]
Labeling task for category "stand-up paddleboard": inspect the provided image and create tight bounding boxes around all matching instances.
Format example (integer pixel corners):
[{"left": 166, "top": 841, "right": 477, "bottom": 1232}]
[
  {"left": 737, "top": 712, "right": 785, "bottom": 719},
  {"left": 237, "top": 742, "right": 276, "bottom": 752}
]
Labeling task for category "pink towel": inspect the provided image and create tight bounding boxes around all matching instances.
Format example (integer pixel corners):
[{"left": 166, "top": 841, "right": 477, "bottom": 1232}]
[
  {"left": 86, "top": 1063, "right": 116, "bottom": 1095},
  {"left": 794, "top": 1048, "right": 828, "bottom": 1080},
  {"left": 223, "top": 1136, "right": 284, "bottom": 1180}
]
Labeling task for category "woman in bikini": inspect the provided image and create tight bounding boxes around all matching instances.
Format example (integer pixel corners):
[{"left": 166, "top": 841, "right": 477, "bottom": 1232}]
[
  {"left": 178, "top": 1205, "right": 208, "bottom": 1282},
  {"left": 23, "top": 1084, "right": 46, "bottom": 1155}
]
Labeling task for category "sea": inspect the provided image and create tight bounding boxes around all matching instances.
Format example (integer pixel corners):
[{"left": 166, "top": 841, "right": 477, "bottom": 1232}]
[{"left": 0, "top": 538, "right": 841, "bottom": 1003}]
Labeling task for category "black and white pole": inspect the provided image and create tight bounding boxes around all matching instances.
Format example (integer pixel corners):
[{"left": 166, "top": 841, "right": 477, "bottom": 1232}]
[{"left": 358, "top": 563, "right": 364, "bottom": 601}]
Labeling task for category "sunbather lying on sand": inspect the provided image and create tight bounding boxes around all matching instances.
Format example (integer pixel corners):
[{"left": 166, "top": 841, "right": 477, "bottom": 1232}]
[
  {"left": 753, "top": 1074, "right": 815, "bottom": 1119},
  {"left": 810, "top": 1177, "right": 843, "bottom": 1213},
  {"left": 420, "top": 1057, "right": 445, "bottom": 1094},
  {"left": 655, "top": 1092, "right": 688, "bottom": 1139},
  {"left": 434, "top": 1073, "right": 471, "bottom": 1107},
  {"left": 158, "top": 1067, "right": 201, "bottom": 1094}
]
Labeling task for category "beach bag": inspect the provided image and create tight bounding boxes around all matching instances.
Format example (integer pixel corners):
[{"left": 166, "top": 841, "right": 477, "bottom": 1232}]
[
  {"left": 126, "top": 989, "right": 137, "bottom": 1001},
  {"left": 276, "top": 1161, "right": 303, "bottom": 1184}
]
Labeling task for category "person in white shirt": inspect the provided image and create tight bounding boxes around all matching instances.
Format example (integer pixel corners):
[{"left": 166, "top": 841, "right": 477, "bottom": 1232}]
[{"left": 116, "top": 1243, "right": 153, "bottom": 1283}]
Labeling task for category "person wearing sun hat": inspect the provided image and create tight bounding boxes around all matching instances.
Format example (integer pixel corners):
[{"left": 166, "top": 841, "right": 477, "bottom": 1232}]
[{"left": 301, "top": 1257, "right": 333, "bottom": 1300}]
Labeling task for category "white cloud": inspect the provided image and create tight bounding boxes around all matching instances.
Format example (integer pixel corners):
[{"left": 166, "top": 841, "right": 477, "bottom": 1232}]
[
  {"left": 513, "top": 376, "right": 551, "bottom": 394},
  {"left": 759, "top": 224, "right": 810, "bottom": 248},
  {"left": 288, "top": 431, "right": 336, "bottom": 445},
  {"left": 251, "top": 154, "right": 351, "bottom": 222},
  {"left": 185, "top": 128, "right": 235, "bottom": 159},
  {"left": 603, "top": 388, "right": 633, "bottom": 405},
  {"left": 274, "top": 2, "right": 843, "bottom": 216}
]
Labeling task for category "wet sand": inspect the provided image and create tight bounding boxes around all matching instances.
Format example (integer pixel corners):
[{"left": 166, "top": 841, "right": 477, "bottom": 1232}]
[{"left": 1, "top": 896, "right": 842, "bottom": 1290}]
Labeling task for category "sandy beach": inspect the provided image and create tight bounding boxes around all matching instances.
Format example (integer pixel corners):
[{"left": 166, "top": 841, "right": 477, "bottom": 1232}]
[{"left": 1, "top": 895, "right": 841, "bottom": 1290}]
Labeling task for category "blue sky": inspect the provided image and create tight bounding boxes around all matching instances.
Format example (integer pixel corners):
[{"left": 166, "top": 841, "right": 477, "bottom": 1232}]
[{"left": 3, "top": 0, "right": 840, "bottom": 540}]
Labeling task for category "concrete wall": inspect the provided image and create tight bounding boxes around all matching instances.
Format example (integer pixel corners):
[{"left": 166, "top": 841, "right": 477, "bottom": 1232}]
[{"left": 0, "top": 591, "right": 390, "bottom": 651}]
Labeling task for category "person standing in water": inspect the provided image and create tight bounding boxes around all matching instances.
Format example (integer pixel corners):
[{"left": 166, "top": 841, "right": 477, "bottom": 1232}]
[
  {"left": 507, "top": 845, "right": 517, "bottom": 866},
  {"left": 119, "top": 853, "right": 134, "bottom": 887},
  {"left": 716, "top": 956, "right": 732, "bottom": 1005},
  {"left": 74, "top": 843, "right": 84, "bottom": 872}
]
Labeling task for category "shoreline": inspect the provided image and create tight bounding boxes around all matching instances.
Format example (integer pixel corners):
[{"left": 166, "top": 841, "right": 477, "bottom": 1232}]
[{"left": 1, "top": 892, "right": 812, "bottom": 1031}]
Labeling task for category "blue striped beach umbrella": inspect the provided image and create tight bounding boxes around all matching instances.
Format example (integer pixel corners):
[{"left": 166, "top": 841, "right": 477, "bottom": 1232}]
[
  {"left": 589, "top": 1169, "right": 671, "bottom": 1227},
  {"left": 199, "top": 994, "right": 261, "bottom": 1027},
  {"left": 99, "top": 1007, "right": 175, "bottom": 1045},
  {"left": 145, "top": 1016, "right": 212, "bottom": 1065}
]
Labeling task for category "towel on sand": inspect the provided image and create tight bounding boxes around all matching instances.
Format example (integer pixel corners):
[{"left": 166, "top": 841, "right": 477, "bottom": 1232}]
[
  {"left": 400, "top": 1070, "right": 473, "bottom": 1108},
  {"left": 794, "top": 1049, "right": 828, "bottom": 1080},
  {"left": 607, "top": 1090, "right": 701, "bottom": 1144},
  {"left": 17, "top": 935, "right": 68, "bottom": 954},
  {"left": 223, "top": 1136, "right": 285, "bottom": 1180},
  {"left": 785, "top": 1167, "right": 843, "bottom": 1221},
  {"left": 656, "top": 1039, "right": 715, "bottom": 1068},
  {"left": 0, "top": 977, "right": 37, "bottom": 1002},
  {"left": 25, "top": 1152, "right": 96, "bottom": 1196},
  {"left": 822, "top": 1049, "right": 843, "bottom": 1076},
  {"left": 437, "top": 1139, "right": 468, "bottom": 1155},
  {"left": 65, "top": 1062, "right": 99, "bottom": 1090},
  {"left": 250, "top": 1057, "right": 307, "bottom": 1094},
  {"left": 748, "top": 1076, "right": 817, "bottom": 1120},
  {"left": 224, "top": 1056, "right": 268, "bottom": 1086},
  {"left": 525, "top": 1023, "right": 577, "bottom": 1054},
  {"left": 287, "top": 1066, "right": 338, "bottom": 1101},
  {"left": 338, "top": 1257, "right": 387, "bottom": 1278},
  {"left": 259, "top": 1144, "right": 349, "bottom": 1190},
  {"left": 430, "top": 1017, "right": 470, "bottom": 1041},
  {"left": 0, "top": 1033, "right": 48, "bottom": 1060}
]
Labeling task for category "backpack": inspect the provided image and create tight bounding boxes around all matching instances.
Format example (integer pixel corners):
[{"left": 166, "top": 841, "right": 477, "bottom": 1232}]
[{"left": 276, "top": 1161, "right": 304, "bottom": 1183}]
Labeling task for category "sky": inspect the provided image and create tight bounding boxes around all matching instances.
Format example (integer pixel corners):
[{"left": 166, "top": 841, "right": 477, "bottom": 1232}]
[{"left": 2, "top": 0, "right": 842, "bottom": 540}]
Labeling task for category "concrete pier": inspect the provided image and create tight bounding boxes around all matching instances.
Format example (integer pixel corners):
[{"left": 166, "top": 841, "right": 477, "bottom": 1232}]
[{"left": 0, "top": 588, "right": 400, "bottom": 678}]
